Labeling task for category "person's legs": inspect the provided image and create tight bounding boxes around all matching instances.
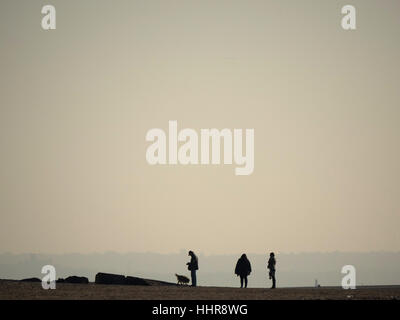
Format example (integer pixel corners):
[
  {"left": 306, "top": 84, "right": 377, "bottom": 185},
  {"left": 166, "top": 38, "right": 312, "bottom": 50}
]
[
  {"left": 191, "top": 270, "right": 197, "bottom": 287},
  {"left": 271, "top": 270, "right": 276, "bottom": 288},
  {"left": 244, "top": 276, "right": 248, "bottom": 288},
  {"left": 240, "top": 276, "right": 244, "bottom": 288}
]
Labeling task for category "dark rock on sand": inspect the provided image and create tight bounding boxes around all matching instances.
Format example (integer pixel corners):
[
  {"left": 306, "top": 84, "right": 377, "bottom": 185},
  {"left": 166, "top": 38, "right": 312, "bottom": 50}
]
[
  {"left": 95, "top": 272, "right": 126, "bottom": 285},
  {"left": 65, "top": 276, "right": 89, "bottom": 284},
  {"left": 125, "top": 276, "right": 150, "bottom": 286},
  {"left": 20, "top": 278, "right": 41, "bottom": 282},
  {"left": 94, "top": 272, "right": 175, "bottom": 286}
]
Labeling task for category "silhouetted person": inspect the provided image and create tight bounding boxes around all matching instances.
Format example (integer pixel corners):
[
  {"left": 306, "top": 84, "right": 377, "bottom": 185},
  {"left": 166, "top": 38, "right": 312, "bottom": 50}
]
[
  {"left": 267, "top": 252, "right": 276, "bottom": 289},
  {"left": 187, "top": 250, "right": 198, "bottom": 287},
  {"left": 235, "top": 254, "right": 252, "bottom": 288}
]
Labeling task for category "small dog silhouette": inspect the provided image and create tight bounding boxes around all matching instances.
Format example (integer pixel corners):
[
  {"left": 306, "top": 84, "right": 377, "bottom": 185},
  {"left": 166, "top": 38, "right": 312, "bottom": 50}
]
[{"left": 175, "top": 274, "right": 190, "bottom": 285}]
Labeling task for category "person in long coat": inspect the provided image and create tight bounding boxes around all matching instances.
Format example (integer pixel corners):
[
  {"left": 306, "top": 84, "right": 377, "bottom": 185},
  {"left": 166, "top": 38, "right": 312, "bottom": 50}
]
[
  {"left": 235, "top": 254, "right": 252, "bottom": 288},
  {"left": 187, "top": 250, "right": 199, "bottom": 287},
  {"left": 267, "top": 252, "right": 276, "bottom": 289}
]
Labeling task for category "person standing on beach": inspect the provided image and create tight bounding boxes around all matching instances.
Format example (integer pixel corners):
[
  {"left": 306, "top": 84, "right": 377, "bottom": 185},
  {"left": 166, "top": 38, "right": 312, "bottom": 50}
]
[
  {"left": 267, "top": 252, "right": 276, "bottom": 289},
  {"left": 187, "top": 250, "right": 199, "bottom": 287},
  {"left": 234, "top": 254, "right": 252, "bottom": 288}
]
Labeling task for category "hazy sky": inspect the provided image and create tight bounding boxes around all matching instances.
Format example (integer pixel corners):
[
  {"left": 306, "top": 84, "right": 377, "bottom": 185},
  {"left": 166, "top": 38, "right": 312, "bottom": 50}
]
[{"left": 0, "top": 0, "right": 399, "bottom": 255}]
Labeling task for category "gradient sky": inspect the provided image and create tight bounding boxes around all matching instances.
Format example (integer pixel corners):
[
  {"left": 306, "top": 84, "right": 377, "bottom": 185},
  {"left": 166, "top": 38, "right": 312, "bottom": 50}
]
[{"left": 0, "top": 0, "right": 399, "bottom": 254}]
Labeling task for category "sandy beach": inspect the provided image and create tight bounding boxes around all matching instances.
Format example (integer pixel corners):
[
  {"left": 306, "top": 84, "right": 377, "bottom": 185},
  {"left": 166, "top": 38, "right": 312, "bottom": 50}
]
[{"left": 1, "top": 280, "right": 399, "bottom": 300}]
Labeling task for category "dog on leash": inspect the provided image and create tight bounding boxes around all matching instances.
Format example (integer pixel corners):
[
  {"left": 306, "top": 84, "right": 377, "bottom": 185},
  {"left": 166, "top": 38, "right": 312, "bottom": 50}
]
[{"left": 175, "top": 274, "right": 190, "bottom": 285}]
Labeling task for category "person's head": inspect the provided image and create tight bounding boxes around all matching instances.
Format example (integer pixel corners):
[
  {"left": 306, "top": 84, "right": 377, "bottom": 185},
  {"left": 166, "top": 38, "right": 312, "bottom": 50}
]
[
  {"left": 188, "top": 250, "right": 194, "bottom": 257},
  {"left": 241, "top": 254, "right": 247, "bottom": 259},
  {"left": 270, "top": 252, "right": 275, "bottom": 257}
]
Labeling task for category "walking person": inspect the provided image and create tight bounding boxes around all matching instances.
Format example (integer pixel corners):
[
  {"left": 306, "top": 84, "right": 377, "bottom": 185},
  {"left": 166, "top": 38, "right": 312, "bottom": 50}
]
[
  {"left": 186, "top": 250, "right": 199, "bottom": 287},
  {"left": 234, "top": 254, "right": 252, "bottom": 288},
  {"left": 267, "top": 252, "right": 276, "bottom": 289}
]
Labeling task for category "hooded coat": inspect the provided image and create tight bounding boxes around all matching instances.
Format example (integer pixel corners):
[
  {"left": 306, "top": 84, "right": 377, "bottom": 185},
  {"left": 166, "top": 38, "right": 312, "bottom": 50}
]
[
  {"left": 188, "top": 253, "right": 199, "bottom": 271},
  {"left": 235, "top": 255, "right": 252, "bottom": 277}
]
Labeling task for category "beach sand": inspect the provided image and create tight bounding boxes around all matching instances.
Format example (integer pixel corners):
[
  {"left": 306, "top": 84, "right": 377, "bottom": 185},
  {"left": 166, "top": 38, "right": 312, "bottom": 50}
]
[{"left": 0, "top": 280, "right": 399, "bottom": 300}]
